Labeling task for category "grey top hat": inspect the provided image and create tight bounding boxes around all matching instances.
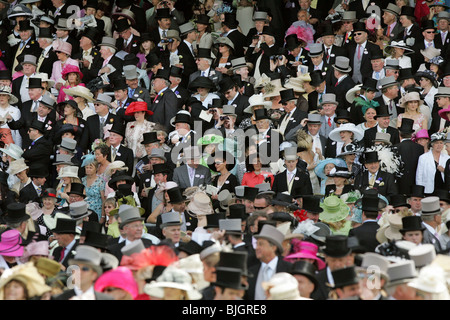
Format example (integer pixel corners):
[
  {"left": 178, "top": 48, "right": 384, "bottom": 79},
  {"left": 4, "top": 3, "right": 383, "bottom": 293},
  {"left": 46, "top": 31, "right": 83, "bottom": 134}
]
[
  {"left": 22, "top": 54, "right": 37, "bottom": 66},
  {"left": 360, "top": 252, "right": 390, "bottom": 281},
  {"left": 160, "top": 211, "right": 182, "bottom": 228},
  {"left": 308, "top": 43, "right": 323, "bottom": 57},
  {"left": 52, "top": 153, "right": 73, "bottom": 165},
  {"left": 68, "top": 245, "right": 103, "bottom": 275},
  {"left": 149, "top": 148, "right": 167, "bottom": 161},
  {"left": 179, "top": 21, "right": 195, "bottom": 35},
  {"left": 408, "top": 244, "right": 436, "bottom": 268},
  {"left": 307, "top": 113, "right": 322, "bottom": 124},
  {"left": 56, "top": 18, "right": 74, "bottom": 31},
  {"left": 383, "top": 3, "right": 401, "bottom": 16},
  {"left": 121, "top": 239, "right": 145, "bottom": 256},
  {"left": 385, "top": 59, "right": 400, "bottom": 70},
  {"left": 69, "top": 201, "right": 91, "bottom": 220},
  {"left": 435, "top": 86, "right": 450, "bottom": 97},
  {"left": 95, "top": 93, "right": 114, "bottom": 108},
  {"left": 123, "top": 65, "right": 139, "bottom": 80},
  {"left": 59, "top": 137, "right": 77, "bottom": 153},
  {"left": 386, "top": 260, "right": 417, "bottom": 286},
  {"left": 437, "top": 11, "right": 450, "bottom": 21},
  {"left": 253, "top": 11, "right": 268, "bottom": 21},
  {"left": 320, "top": 93, "right": 339, "bottom": 107},
  {"left": 333, "top": 56, "right": 352, "bottom": 73},
  {"left": 341, "top": 11, "right": 357, "bottom": 21},
  {"left": 378, "top": 76, "right": 398, "bottom": 90},
  {"left": 254, "top": 224, "right": 284, "bottom": 253},
  {"left": 166, "top": 29, "right": 181, "bottom": 42},
  {"left": 40, "top": 94, "right": 56, "bottom": 109},
  {"left": 222, "top": 105, "right": 237, "bottom": 117},
  {"left": 218, "top": 218, "right": 243, "bottom": 235},
  {"left": 99, "top": 36, "right": 117, "bottom": 50},
  {"left": 284, "top": 146, "right": 299, "bottom": 161},
  {"left": 235, "top": 186, "right": 245, "bottom": 198},
  {"left": 119, "top": 205, "right": 145, "bottom": 229},
  {"left": 421, "top": 196, "right": 441, "bottom": 215}
]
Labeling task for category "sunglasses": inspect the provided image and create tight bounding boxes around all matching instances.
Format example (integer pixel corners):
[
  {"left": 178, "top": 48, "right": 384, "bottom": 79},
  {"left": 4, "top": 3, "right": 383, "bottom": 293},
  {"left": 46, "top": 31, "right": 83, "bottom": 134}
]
[
  {"left": 253, "top": 206, "right": 267, "bottom": 210},
  {"left": 425, "top": 31, "right": 435, "bottom": 33},
  {"left": 336, "top": 121, "right": 348, "bottom": 125},
  {"left": 354, "top": 32, "right": 364, "bottom": 36}
]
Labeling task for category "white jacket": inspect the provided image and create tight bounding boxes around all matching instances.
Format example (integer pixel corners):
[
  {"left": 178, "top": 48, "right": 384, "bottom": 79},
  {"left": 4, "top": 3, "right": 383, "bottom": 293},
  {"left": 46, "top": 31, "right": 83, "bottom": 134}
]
[{"left": 416, "top": 150, "right": 450, "bottom": 194}]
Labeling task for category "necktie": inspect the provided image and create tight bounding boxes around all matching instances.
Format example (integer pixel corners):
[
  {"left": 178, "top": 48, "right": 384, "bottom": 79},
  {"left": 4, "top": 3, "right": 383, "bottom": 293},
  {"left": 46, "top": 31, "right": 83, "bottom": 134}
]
[
  {"left": 288, "top": 171, "right": 293, "bottom": 183},
  {"left": 369, "top": 174, "right": 375, "bottom": 187},
  {"left": 319, "top": 93, "right": 323, "bottom": 104},
  {"left": 32, "top": 100, "right": 39, "bottom": 112},
  {"left": 37, "top": 186, "right": 42, "bottom": 196},
  {"left": 386, "top": 25, "right": 391, "bottom": 37},
  {"left": 153, "top": 94, "right": 159, "bottom": 103},
  {"left": 345, "top": 32, "right": 349, "bottom": 42},
  {"left": 263, "top": 265, "right": 271, "bottom": 282},
  {"left": 112, "top": 147, "right": 117, "bottom": 161},
  {"left": 162, "top": 29, "right": 167, "bottom": 38},
  {"left": 328, "top": 117, "right": 332, "bottom": 127},
  {"left": 375, "top": 72, "right": 380, "bottom": 80},
  {"left": 118, "top": 100, "right": 123, "bottom": 109},
  {"left": 326, "top": 48, "right": 330, "bottom": 62},
  {"left": 19, "top": 41, "right": 25, "bottom": 50},
  {"left": 442, "top": 32, "right": 446, "bottom": 43},
  {"left": 357, "top": 44, "right": 362, "bottom": 60},
  {"left": 129, "top": 88, "right": 135, "bottom": 98},
  {"left": 59, "top": 247, "right": 66, "bottom": 262},
  {"left": 382, "top": 128, "right": 386, "bottom": 133},
  {"left": 100, "top": 117, "right": 106, "bottom": 137},
  {"left": 189, "top": 167, "right": 195, "bottom": 186},
  {"left": 201, "top": 71, "right": 206, "bottom": 77}
]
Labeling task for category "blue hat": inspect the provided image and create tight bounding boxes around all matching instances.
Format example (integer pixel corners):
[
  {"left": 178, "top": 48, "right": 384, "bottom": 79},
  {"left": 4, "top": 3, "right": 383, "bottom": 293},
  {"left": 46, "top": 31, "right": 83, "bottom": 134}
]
[{"left": 314, "top": 158, "right": 347, "bottom": 180}]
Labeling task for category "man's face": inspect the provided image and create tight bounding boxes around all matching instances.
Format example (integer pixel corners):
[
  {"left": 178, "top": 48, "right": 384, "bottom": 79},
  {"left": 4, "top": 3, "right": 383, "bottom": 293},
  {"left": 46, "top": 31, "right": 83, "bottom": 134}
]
[
  {"left": 371, "top": 58, "right": 384, "bottom": 72},
  {"left": 224, "top": 87, "right": 237, "bottom": 101},
  {"left": 196, "top": 58, "right": 210, "bottom": 71},
  {"left": 99, "top": 46, "right": 112, "bottom": 59},
  {"left": 315, "top": 81, "right": 326, "bottom": 93},
  {"left": 22, "top": 63, "right": 36, "bottom": 76},
  {"left": 162, "top": 225, "right": 181, "bottom": 243},
  {"left": 399, "top": 15, "right": 412, "bottom": 27},
  {"left": 255, "top": 20, "right": 265, "bottom": 31},
  {"left": 28, "top": 128, "right": 39, "bottom": 141},
  {"left": 126, "top": 78, "right": 139, "bottom": 90},
  {"left": 158, "top": 18, "right": 171, "bottom": 30},
  {"left": 364, "top": 161, "right": 380, "bottom": 174},
  {"left": 53, "top": 232, "right": 73, "bottom": 247},
  {"left": 215, "top": 287, "right": 244, "bottom": 300},
  {"left": 123, "top": 221, "right": 143, "bottom": 241},
  {"left": 383, "top": 11, "right": 395, "bottom": 25},
  {"left": 403, "top": 231, "right": 423, "bottom": 245},
  {"left": 108, "top": 131, "right": 122, "bottom": 147},
  {"left": 172, "top": 201, "right": 186, "bottom": 213},
  {"left": 114, "top": 89, "right": 128, "bottom": 102},
  {"left": 325, "top": 255, "right": 352, "bottom": 271},
  {"left": 19, "top": 30, "right": 32, "bottom": 41},
  {"left": 377, "top": 116, "right": 391, "bottom": 129},
  {"left": 438, "top": 18, "right": 449, "bottom": 31},
  {"left": 322, "top": 103, "right": 336, "bottom": 116},
  {"left": 311, "top": 54, "right": 323, "bottom": 66},
  {"left": 152, "top": 77, "right": 166, "bottom": 93},
  {"left": 255, "top": 238, "right": 277, "bottom": 262},
  {"left": 408, "top": 197, "right": 422, "bottom": 212},
  {"left": 94, "top": 103, "right": 109, "bottom": 115},
  {"left": 256, "top": 119, "right": 269, "bottom": 131},
  {"left": 423, "top": 29, "right": 436, "bottom": 41},
  {"left": 253, "top": 198, "right": 268, "bottom": 211},
  {"left": 55, "top": 29, "right": 69, "bottom": 39},
  {"left": 153, "top": 172, "right": 167, "bottom": 184},
  {"left": 285, "top": 159, "right": 298, "bottom": 172},
  {"left": 144, "top": 143, "right": 158, "bottom": 155},
  {"left": 85, "top": 7, "right": 96, "bottom": 15},
  {"left": 337, "top": 284, "right": 361, "bottom": 299},
  {"left": 322, "top": 35, "right": 335, "bottom": 46},
  {"left": 119, "top": 28, "right": 132, "bottom": 40},
  {"left": 37, "top": 104, "right": 52, "bottom": 118},
  {"left": 385, "top": 68, "right": 399, "bottom": 79},
  {"left": 436, "top": 96, "right": 450, "bottom": 108},
  {"left": 223, "top": 115, "right": 236, "bottom": 129},
  {"left": 299, "top": 0, "right": 311, "bottom": 9},
  {"left": 353, "top": 30, "right": 368, "bottom": 44},
  {"left": 68, "top": 193, "right": 84, "bottom": 203}
]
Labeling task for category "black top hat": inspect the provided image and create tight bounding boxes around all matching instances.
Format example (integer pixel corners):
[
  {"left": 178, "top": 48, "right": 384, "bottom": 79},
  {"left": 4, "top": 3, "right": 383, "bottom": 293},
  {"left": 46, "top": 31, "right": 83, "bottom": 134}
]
[
  {"left": 370, "top": 46, "right": 384, "bottom": 60},
  {"left": 280, "top": 88, "right": 296, "bottom": 104},
  {"left": 390, "top": 194, "right": 411, "bottom": 208},
  {"left": 254, "top": 108, "right": 270, "bottom": 121},
  {"left": 141, "top": 131, "right": 159, "bottom": 145},
  {"left": 217, "top": 251, "right": 251, "bottom": 277},
  {"left": 421, "top": 19, "right": 437, "bottom": 31},
  {"left": 400, "top": 216, "right": 425, "bottom": 234},
  {"left": 108, "top": 120, "right": 125, "bottom": 137},
  {"left": 204, "top": 213, "right": 225, "bottom": 229},
  {"left": 208, "top": 98, "right": 223, "bottom": 109},
  {"left": 347, "top": 236, "right": 367, "bottom": 254},
  {"left": 302, "top": 195, "right": 323, "bottom": 214},
  {"left": 111, "top": 77, "right": 128, "bottom": 91},
  {"left": 271, "top": 193, "right": 298, "bottom": 209},
  {"left": 323, "top": 235, "right": 352, "bottom": 257},
  {"left": 115, "top": 18, "right": 131, "bottom": 33},
  {"left": 334, "top": 109, "right": 352, "bottom": 122},
  {"left": 189, "top": 76, "right": 215, "bottom": 91},
  {"left": 107, "top": 171, "right": 134, "bottom": 190},
  {"left": 361, "top": 78, "right": 378, "bottom": 92},
  {"left": 18, "top": 19, "right": 33, "bottom": 31},
  {"left": 0, "top": 70, "right": 11, "bottom": 80},
  {"left": 195, "top": 14, "right": 210, "bottom": 25},
  {"left": 260, "top": 26, "right": 275, "bottom": 37},
  {"left": 400, "top": 6, "right": 415, "bottom": 18},
  {"left": 177, "top": 240, "right": 202, "bottom": 255},
  {"left": 116, "top": 0, "right": 132, "bottom": 8},
  {"left": 321, "top": 22, "right": 335, "bottom": 37},
  {"left": 255, "top": 220, "right": 277, "bottom": 235},
  {"left": 124, "top": 53, "right": 139, "bottom": 66},
  {"left": 434, "top": 189, "right": 450, "bottom": 203},
  {"left": 352, "top": 21, "right": 368, "bottom": 33},
  {"left": 52, "top": 218, "right": 77, "bottom": 234},
  {"left": 167, "top": 187, "right": 186, "bottom": 204},
  {"left": 309, "top": 70, "right": 326, "bottom": 87},
  {"left": 222, "top": 12, "right": 239, "bottom": 28},
  {"left": 228, "top": 204, "right": 247, "bottom": 220},
  {"left": 5, "top": 203, "right": 29, "bottom": 224},
  {"left": 170, "top": 66, "right": 183, "bottom": 78},
  {"left": 28, "top": 163, "right": 49, "bottom": 178},
  {"left": 29, "top": 119, "right": 46, "bottom": 134},
  {"left": 361, "top": 196, "right": 380, "bottom": 212},
  {"left": 290, "top": 261, "right": 318, "bottom": 288},
  {"left": 83, "top": 230, "right": 109, "bottom": 250},
  {"left": 153, "top": 68, "right": 171, "bottom": 82},
  {"left": 67, "top": 182, "right": 86, "bottom": 198},
  {"left": 410, "top": 185, "right": 425, "bottom": 198},
  {"left": 155, "top": 8, "right": 171, "bottom": 19},
  {"left": 242, "top": 186, "right": 258, "bottom": 201},
  {"left": 38, "top": 27, "right": 53, "bottom": 39},
  {"left": 219, "top": 76, "right": 237, "bottom": 93},
  {"left": 397, "top": 68, "right": 415, "bottom": 82},
  {"left": 285, "top": 34, "right": 302, "bottom": 51},
  {"left": 398, "top": 117, "right": 415, "bottom": 134},
  {"left": 146, "top": 53, "right": 161, "bottom": 68},
  {"left": 196, "top": 48, "right": 213, "bottom": 60},
  {"left": 331, "top": 266, "right": 359, "bottom": 289},
  {"left": 27, "top": 77, "right": 43, "bottom": 89},
  {"left": 85, "top": 0, "right": 98, "bottom": 9},
  {"left": 374, "top": 104, "right": 391, "bottom": 118},
  {"left": 172, "top": 112, "right": 192, "bottom": 126},
  {"left": 363, "top": 151, "right": 379, "bottom": 164},
  {"left": 81, "top": 220, "right": 102, "bottom": 236},
  {"left": 271, "top": 212, "right": 296, "bottom": 225},
  {"left": 213, "top": 267, "right": 247, "bottom": 290}
]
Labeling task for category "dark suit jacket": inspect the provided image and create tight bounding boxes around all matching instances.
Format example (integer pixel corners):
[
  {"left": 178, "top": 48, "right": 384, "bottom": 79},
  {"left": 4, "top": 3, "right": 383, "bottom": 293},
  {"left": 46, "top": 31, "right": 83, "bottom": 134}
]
[
  {"left": 116, "top": 34, "right": 141, "bottom": 55},
  {"left": 177, "top": 41, "right": 197, "bottom": 87},
  {"left": 272, "top": 167, "right": 313, "bottom": 195},
  {"left": 107, "top": 238, "right": 154, "bottom": 263},
  {"left": 346, "top": 41, "right": 380, "bottom": 84},
  {"left": 226, "top": 29, "right": 246, "bottom": 58},
  {"left": 52, "top": 240, "right": 79, "bottom": 269},
  {"left": 188, "top": 69, "right": 223, "bottom": 92},
  {"left": 172, "top": 85, "right": 190, "bottom": 109},
  {"left": 277, "top": 107, "right": 308, "bottom": 138},
  {"left": 363, "top": 125, "right": 400, "bottom": 148},
  {"left": 148, "top": 87, "right": 179, "bottom": 130},
  {"left": 445, "top": 158, "right": 450, "bottom": 191},
  {"left": 227, "top": 93, "right": 249, "bottom": 126},
  {"left": 114, "top": 96, "right": 136, "bottom": 125},
  {"left": 395, "top": 139, "right": 424, "bottom": 195},
  {"left": 11, "top": 37, "right": 42, "bottom": 70},
  {"left": 107, "top": 144, "right": 134, "bottom": 175},
  {"left": 348, "top": 221, "right": 380, "bottom": 252},
  {"left": 354, "top": 170, "right": 398, "bottom": 199},
  {"left": 19, "top": 182, "right": 41, "bottom": 204},
  {"left": 396, "top": 24, "right": 423, "bottom": 72},
  {"left": 53, "top": 289, "right": 114, "bottom": 300},
  {"left": 80, "top": 113, "right": 120, "bottom": 151},
  {"left": 384, "top": 22, "right": 404, "bottom": 42},
  {"left": 37, "top": 49, "right": 59, "bottom": 78},
  {"left": 245, "top": 257, "right": 293, "bottom": 300},
  {"left": 129, "top": 86, "right": 152, "bottom": 106},
  {"left": 72, "top": 47, "right": 104, "bottom": 84},
  {"left": 245, "top": 43, "right": 280, "bottom": 78},
  {"left": 312, "top": 268, "right": 331, "bottom": 300},
  {"left": 21, "top": 135, "right": 53, "bottom": 167},
  {"left": 330, "top": 75, "right": 355, "bottom": 111},
  {"left": 422, "top": 226, "right": 443, "bottom": 253},
  {"left": 105, "top": 56, "right": 124, "bottom": 82}
]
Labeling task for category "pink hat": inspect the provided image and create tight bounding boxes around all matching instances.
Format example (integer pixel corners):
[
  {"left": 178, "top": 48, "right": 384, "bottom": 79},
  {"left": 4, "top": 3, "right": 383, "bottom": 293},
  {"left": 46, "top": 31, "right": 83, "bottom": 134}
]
[
  {"left": 23, "top": 241, "right": 49, "bottom": 259},
  {"left": 438, "top": 107, "right": 450, "bottom": 121},
  {"left": 285, "top": 241, "right": 326, "bottom": 270},
  {"left": 94, "top": 266, "right": 139, "bottom": 299},
  {"left": 53, "top": 39, "right": 72, "bottom": 55},
  {"left": 412, "top": 129, "right": 430, "bottom": 142},
  {"left": 61, "top": 64, "right": 83, "bottom": 80},
  {"left": 0, "top": 230, "right": 24, "bottom": 257}
]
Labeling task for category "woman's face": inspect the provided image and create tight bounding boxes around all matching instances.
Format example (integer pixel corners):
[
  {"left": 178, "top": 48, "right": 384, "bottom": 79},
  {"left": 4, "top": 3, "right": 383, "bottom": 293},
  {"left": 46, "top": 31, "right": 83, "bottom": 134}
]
[
  {"left": 324, "top": 163, "right": 335, "bottom": 175},
  {"left": 394, "top": 47, "right": 405, "bottom": 56},
  {"left": 214, "top": 158, "right": 227, "bottom": 172},
  {"left": 345, "top": 153, "right": 356, "bottom": 163},
  {"left": 364, "top": 108, "right": 376, "bottom": 121},
  {"left": 104, "top": 203, "right": 115, "bottom": 216},
  {"left": 134, "top": 111, "right": 146, "bottom": 121},
  {"left": 42, "top": 197, "right": 55, "bottom": 209},
  {"left": 197, "top": 23, "right": 206, "bottom": 32},
  {"left": 62, "top": 177, "right": 71, "bottom": 185},
  {"left": 204, "top": 144, "right": 216, "bottom": 154},
  {"left": 197, "top": 87, "right": 209, "bottom": 95},
  {"left": 430, "top": 64, "right": 439, "bottom": 73},
  {"left": 407, "top": 100, "right": 419, "bottom": 112},
  {"left": 0, "top": 94, "right": 9, "bottom": 105},
  {"left": 219, "top": 44, "right": 229, "bottom": 54},
  {"left": 64, "top": 105, "right": 76, "bottom": 117},
  {"left": 94, "top": 149, "right": 105, "bottom": 162},
  {"left": 157, "top": 132, "right": 166, "bottom": 144},
  {"left": 16, "top": 170, "right": 27, "bottom": 181},
  {"left": 68, "top": 73, "right": 78, "bottom": 84},
  {"left": 334, "top": 176, "right": 346, "bottom": 185},
  {"left": 339, "top": 131, "right": 353, "bottom": 142},
  {"left": 85, "top": 163, "right": 97, "bottom": 175},
  {"left": 252, "top": 158, "right": 262, "bottom": 172},
  {"left": 142, "top": 40, "right": 152, "bottom": 50},
  {"left": 416, "top": 138, "right": 429, "bottom": 147},
  {"left": 4, "top": 280, "right": 26, "bottom": 300},
  {"left": 432, "top": 140, "right": 444, "bottom": 151}
]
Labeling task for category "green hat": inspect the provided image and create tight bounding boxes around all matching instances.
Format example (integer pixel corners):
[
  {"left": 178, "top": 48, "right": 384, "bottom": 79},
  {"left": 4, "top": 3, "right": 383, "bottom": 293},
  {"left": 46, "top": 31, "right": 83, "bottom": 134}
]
[
  {"left": 319, "top": 195, "right": 350, "bottom": 223},
  {"left": 197, "top": 134, "right": 224, "bottom": 146}
]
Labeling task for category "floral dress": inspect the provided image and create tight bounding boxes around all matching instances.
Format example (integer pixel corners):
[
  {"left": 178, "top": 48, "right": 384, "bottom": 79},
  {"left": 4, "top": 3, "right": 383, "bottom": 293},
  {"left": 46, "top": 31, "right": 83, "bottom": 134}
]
[{"left": 82, "top": 176, "right": 105, "bottom": 220}]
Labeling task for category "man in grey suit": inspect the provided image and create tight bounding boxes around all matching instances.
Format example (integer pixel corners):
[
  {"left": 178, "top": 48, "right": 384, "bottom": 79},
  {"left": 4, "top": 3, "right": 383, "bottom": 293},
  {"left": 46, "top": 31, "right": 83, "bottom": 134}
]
[
  {"left": 421, "top": 196, "right": 444, "bottom": 253},
  {"left": 173, "top": 146, "right": 212, "bottom": 189},
  {"left": 319, "top": 93, "right": 338, "bottom": 137},
  {"left": 123, "top": 65, "right": 152, "bottom": 106}
]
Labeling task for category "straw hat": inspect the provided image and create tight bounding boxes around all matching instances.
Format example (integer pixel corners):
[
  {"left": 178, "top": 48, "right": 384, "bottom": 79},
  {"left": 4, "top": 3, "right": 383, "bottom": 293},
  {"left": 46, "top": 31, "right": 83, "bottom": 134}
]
[
  {"left": 57, "top": 165, "right": 79, "bottom": 179},
  {"left": 7, "top": 157, "right": 28, "bottom": 176},
  {"left": 0, "top": 143, "right": 23, "bottom": 160},
  {"left": 408, "top": 264, "right": 448, "bottom": 294},
  {"left": 262, "top": 78, "right": 284, "bottom": 98},
  {"left": 186, "top": 191, "right": 213, "bottom": 216},
  {"left": 63, "top": 85, "right": 95, "bottom": 102}
]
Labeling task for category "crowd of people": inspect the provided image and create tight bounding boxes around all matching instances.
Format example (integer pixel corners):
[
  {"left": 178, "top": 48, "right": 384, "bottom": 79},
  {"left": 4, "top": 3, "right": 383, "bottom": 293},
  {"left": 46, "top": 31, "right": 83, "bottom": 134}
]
[{"left": 0, "top": 0, "right": 448, "bottom": 301}]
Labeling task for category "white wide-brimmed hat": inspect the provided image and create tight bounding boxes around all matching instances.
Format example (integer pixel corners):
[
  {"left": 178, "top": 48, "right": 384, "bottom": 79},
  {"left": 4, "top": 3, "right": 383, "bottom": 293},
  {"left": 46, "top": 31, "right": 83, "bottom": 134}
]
[
  {"left": 244, "top": 93, "right": 272, "bottom": 114},
  {"left": 34, "top": 72, "right": 55, "bottom": 89},
  {"left": 7, "top": 158, "right": 29, "bottom": 176},
  {"left": 0, "top": 85, "right": 19, "bottom": 104},
  {"left": 345, "top": 83, "right": 363, "bottom": 104},
  {"left": 63, "top": 85, "right": 95, "bottom": 102},
  {"left": 57, "top": 165, "right": 79, "bottom": 179},
  {"left": 329, "top": 123, "right": 364, "bottom": 142},
  {"left": 186, "top": 191, "right": 213, "bottom": 216},
  {"left": 0, "top": 143, "right": 24, "bottom": 160},
  {"left": 408, "top": 264, "right": 448, "bottom": 295}
]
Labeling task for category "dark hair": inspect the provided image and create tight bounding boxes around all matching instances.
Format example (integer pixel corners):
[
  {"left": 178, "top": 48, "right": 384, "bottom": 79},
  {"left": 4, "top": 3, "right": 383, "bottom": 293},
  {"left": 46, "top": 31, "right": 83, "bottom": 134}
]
[
  {"left": 363, "top": 211, "right": 378, "bottom": 219},
  {"left": 94, "top": 144, "right": 110, "bottom": 157}
]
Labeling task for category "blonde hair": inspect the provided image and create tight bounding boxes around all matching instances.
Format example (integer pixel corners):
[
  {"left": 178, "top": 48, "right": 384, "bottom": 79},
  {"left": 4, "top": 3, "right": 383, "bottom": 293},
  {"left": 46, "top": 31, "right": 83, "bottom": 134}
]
[
  {"left": 296, "top": 130, "right": 313, "bottom": 151},
  {"left": 405, "top": 100, "right": 422, "bottom": 114}
]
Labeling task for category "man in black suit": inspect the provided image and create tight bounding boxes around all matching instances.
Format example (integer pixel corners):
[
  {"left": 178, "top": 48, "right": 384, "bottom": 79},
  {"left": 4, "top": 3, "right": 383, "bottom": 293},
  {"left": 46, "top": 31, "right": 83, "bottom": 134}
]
[
  {"left": 98, "top": 36, "right": 123, "bottom": 82},
  {"left": 414, "top": 20, "right": 444, "bottom": 72},
  {"left": 354, "top": 151, "right": 398, "bottom": 199},
  {"left": 19, "top": 162, "right": 49, "bottom": 204},
  {"left": 114, "top": 18, "right": 141, "bottom": 55},
  {"left": 36, "top": 27, "right": 58, "bottom": 78},
  {"left": 21, "top": 118, "right": 54, "bottom": 168},
  {"left": 51, "top": 218, "right": 79, "bottom": 270},
  {"left": 115, "top": 0, "right": 147, "bottom": 34},
  {"left": 307, "top": 43, "right": 328, "bottom": 74},
  {"left": 277, "top": 88, "right": 308, "bottom": 138},
  {"left": 284, "top": 34, "right": 311, "bottom": 77},
  {"left": 50, "top": 0, "right": 74, "bottom": 19},
  {"left": 55, "top": 18, "right": 80, "bottom": 57},
  {"left": 12, "top": 54, "right": 38, "bottom": 107},
  {"left": 11, "top": 20, "right": 42, "bottom": 73},
  {"left": 73, "top": 27, "right": 103, "bottom": 84},
  {"left": 397, "top": 6, "right": 424, "bottom": 72},
  {"left": 311, "top": 235, "right": 355, "bottom": 300},
  {"left": 107, "top": 206, "right": 154, "bottom": 262},
  {"left": 307, "top": 70, "right": 328, "bottom": 112},
  {"left": 222, "top": 13, "right": 246, "bottom": 58},
  {"left": 435, "top": 12, "right": 450, "bottom": 56},
  {"left": 395, "top": 118, "right": 425, "bottom": 195},
  {"left": 245, "top": 11, "right": 268, "bottom": 47},
  {"left": 331, "top": 56, "right": 356, "bottom": 111},
  {"left": 348, "top": 196, "right": 380, "bottom": 252},
  {"left": 272, "top": 146, "right": 312, "bottom": 196},
  {"left": 169, "top": 66, "right": 190, "bottom": 109},
  {"left": 149, "top": 68, "right": 178, "bottom": 130},
  {"left": 188, "top": 48, "right": 223, "bottom": 91},
  {"left": 177, "top": 21, "right": 198, "bottom": 88},
  {"left": 382, "top": 4, "right": 404, "bottom": 42},
  {"left": 111, "top": 77, "right": 136, "bottom": 125},
  {"left": 79, "top": 93, "right": 120, "bottom": 152},
  {"left": 219, "top": 76, "right": 249, "bottom": 126},
  {"left": 148, "top": 8, "right": 172, "bottom": 49},
  {"left": 245, "top": 224, "right": 293, "bottom": 300},
  {"left": 107, "top": 122, "right": 135, "bottom": 175},
  {"left": 363, "top": 103, "right": 400, "bottom": 148}
]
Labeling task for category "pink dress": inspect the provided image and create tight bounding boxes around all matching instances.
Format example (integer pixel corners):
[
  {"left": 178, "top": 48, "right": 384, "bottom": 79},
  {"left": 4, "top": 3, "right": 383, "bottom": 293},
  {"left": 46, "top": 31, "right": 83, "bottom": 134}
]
[
  {"left": 57, "top": 83, "right": 86, "bottom": 103},
  {"left": 50, "top": 58, "right": 79, "bottom": 86},
  {"left": 397, "top": 113, "right": 426, "bottom": 132}
]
